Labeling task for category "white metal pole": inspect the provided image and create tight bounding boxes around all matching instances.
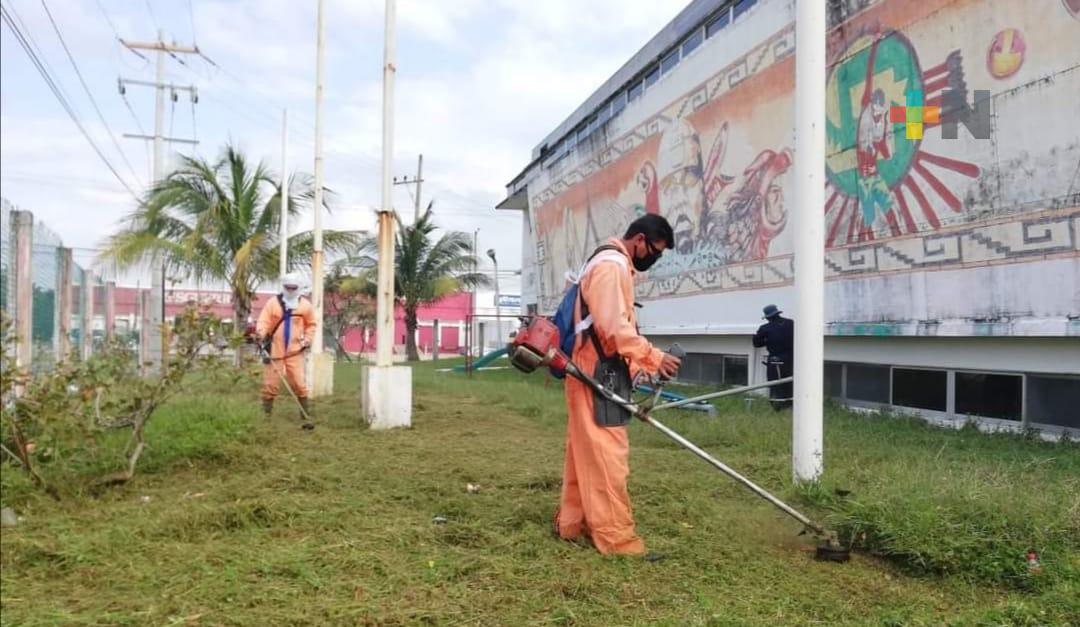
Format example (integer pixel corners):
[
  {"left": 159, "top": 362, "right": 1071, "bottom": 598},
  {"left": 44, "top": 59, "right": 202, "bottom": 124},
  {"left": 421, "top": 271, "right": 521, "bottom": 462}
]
[
  {"left": 147, "top": 29, "right": 166, "bottom": 374},
  {"left": 82, "top": 271, "right": 95, "bottom": 361},
  {"left": 374, "top": 0, "right": 397, "bottom": 367},
  {"left": 280, "top": 108, "right": 289, "bottom": 278},
  {"left": 311, "top": 1, "right": 326, "bottom": 356},
  {"left": 793, "top": 0, "right": 826, "bottom": 483},
  {"left": 491, "top": 254, "right": 501, "bottom": 344},
  {"left": 12, "top": 210, "right": 33, "bottom": 371},
  {"left": 57, "top": 247, "right": 73, "bottom": 362},
  {"left": 414, "top": 153, "right": 423, "bottom": 221}
]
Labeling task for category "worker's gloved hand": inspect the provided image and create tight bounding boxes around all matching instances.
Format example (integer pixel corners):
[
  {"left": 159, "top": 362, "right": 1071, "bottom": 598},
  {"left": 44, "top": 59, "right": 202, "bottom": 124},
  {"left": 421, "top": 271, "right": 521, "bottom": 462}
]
[{"left": 658, "top": 352, "right": 682, "bottom": 380}]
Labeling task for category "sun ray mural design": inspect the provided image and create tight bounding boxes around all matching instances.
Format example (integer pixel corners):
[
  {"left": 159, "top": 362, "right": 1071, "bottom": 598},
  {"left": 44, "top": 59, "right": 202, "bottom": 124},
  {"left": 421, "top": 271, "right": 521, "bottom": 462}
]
[{"left": 825, "top": 29, "right": 982, "bottom": 248}]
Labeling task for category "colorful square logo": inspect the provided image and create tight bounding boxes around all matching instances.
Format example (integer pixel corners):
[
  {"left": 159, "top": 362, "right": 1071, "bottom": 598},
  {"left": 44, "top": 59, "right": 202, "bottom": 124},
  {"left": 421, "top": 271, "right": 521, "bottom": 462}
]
[{"left": 889, "top": 90, "right": 940, "bottom": 140}]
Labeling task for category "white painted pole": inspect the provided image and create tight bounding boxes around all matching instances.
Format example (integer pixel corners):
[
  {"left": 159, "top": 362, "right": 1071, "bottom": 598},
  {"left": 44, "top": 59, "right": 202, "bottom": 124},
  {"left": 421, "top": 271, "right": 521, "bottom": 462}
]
[
  {"left": 105, "top": 281, "right": 116, "bottom": 343},
  {"left": 147, "top": 29, "right": 166, "bottom": 374},
  {"left": 56, "top": 247, "right": 73, "bottom": 362},
  {"left": 793, "top": 0, "right": 826, "bottom": 483},
  {"left": 374, "top": 0, "right": 397, "bottom": 368},
  {"left": 12, "top": 210, "right": 33, "bottom": 371},
  {"left": 280, "top": 108, "right": 289, "bottom": 278},
  {"left": 311, "top": 1, "right": 326, "bottom": 356},
  {"left": 82, "top": 271, "right": 95, "bottom": 361}
]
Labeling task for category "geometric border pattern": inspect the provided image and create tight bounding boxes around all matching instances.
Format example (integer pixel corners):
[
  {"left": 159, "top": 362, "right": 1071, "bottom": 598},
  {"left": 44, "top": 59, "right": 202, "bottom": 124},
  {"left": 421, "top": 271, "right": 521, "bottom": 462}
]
[
  {"left": 825, "top": 208, "right": 1079, "bottom": 276},
  {"left": 629, "top": 207, "right": 1079, "bottom": 302}
]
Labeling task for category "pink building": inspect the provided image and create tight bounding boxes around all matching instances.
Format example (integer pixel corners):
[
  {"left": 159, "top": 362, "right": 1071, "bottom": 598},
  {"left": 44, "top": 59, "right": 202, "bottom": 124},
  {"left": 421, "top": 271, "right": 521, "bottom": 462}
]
[
  {"left": 109, "top": 286, "right": 473, "bottom": 355},
  {"left": 340, "top": 292, "right": 472, "bottom": 354}
]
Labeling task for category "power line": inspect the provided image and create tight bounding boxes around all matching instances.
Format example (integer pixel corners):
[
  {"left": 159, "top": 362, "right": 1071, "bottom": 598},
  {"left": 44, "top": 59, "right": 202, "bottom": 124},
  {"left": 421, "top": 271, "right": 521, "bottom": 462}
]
[
  {"left": 120, "top": 90, "right": 153, "bottom": 180},
  {"left": 192, "top": 50, "right": 319, "bottom": 134},
  {"left": 39, "top": 0, "right": 143, "bottom": 186},
  {"left": 143, "top": 0, "right": 160, "bottom": 33},
  {"left": 1, "top": 3, "right": 140, "bottom": 201},
  {"left": 4, "top": 0, "right": 76, "bottom": 106},
  {"left": 187, "top": 0, "right": 197, "bottom": 45},
  {"left": 93, "top": 0, "right": 148, "bottom": 62}
]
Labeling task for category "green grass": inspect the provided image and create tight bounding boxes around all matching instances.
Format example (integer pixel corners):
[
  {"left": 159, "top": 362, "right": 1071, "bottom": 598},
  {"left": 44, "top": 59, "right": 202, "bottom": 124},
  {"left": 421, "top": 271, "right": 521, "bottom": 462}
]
[{"left": 1, "top": 358, "right": 1077, "bottom": 625}]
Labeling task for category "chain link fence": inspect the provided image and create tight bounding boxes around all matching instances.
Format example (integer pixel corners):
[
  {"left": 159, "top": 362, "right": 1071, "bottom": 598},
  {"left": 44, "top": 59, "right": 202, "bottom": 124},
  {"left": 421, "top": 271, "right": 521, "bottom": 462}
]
[{"left": 1, "top": 198, "right": 152, "bottom": 374}]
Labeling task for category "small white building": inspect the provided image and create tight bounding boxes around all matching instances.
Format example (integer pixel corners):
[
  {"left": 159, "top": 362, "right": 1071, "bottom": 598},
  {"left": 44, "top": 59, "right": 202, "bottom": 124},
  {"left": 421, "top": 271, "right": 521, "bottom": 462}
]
[{"left": 499, "top": 0, "right": 1080, "bottom": 434}]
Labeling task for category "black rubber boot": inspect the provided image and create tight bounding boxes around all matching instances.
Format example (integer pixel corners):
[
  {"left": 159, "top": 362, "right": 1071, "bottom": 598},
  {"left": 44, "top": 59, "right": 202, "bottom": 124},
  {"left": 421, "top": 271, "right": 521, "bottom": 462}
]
[
  {"left": 299, "top": 398, "right": 315, "bottom": 430},
  {"left": 262, "top": 398, "right": 274, "bottom": 417}
]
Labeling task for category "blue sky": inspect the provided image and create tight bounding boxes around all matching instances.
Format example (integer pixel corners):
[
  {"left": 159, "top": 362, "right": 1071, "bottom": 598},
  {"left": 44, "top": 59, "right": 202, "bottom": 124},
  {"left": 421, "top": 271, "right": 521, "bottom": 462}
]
[{"left": 1, "top": 0, "right": 684, "bottom": 276}]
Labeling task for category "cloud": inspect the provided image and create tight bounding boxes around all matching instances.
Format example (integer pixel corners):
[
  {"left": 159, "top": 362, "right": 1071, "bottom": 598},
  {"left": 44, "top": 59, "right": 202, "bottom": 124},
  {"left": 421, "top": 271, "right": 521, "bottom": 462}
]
[{"left": 1, "top": 0, "right": 680, "bottom": 275}]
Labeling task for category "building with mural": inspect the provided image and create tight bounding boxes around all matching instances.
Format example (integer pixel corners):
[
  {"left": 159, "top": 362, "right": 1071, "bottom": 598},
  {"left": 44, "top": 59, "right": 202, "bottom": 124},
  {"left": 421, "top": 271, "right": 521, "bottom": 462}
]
[{"left": 498, "top": 0, "right": 1080, "bottom": 433}]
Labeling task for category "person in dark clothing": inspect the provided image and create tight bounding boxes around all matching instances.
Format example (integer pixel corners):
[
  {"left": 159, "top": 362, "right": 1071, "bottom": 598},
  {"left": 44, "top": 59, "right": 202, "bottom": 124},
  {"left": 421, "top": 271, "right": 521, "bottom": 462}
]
[{"left": 752, "top": 304, "right": 793, "bottom": 411}]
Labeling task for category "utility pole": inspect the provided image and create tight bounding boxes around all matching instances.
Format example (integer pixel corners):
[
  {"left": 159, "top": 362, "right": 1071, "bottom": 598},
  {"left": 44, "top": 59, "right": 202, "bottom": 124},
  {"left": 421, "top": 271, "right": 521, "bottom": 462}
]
[
  {"left": 307, "top": 0, "right": 333, "bottom": 397},
  {"left": 363, "top": 0, "right": 411, "bottom": 429},
  {"left": 793, "top": 0, "right": 826, "bottom": 483},
  {"left": 119, "top": 31, "right": 200, "bottom": 375},
  {"left": 280, "top": 108, "right": 289, "bottom": 277},
  {"left": 392, "top": 154, "right": 424, "bottom": 221}
]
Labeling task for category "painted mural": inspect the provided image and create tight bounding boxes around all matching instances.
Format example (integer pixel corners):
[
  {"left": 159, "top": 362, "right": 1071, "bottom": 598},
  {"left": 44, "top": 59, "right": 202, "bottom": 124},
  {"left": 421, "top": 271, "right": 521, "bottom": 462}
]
[{"left": 526, "top": 0, "right": 1080, "bottom": 313}]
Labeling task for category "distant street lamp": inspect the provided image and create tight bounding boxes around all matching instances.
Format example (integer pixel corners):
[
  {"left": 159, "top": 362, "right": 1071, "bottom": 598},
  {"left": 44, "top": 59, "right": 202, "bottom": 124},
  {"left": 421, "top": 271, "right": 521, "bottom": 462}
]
[{"left": 487, "top": 248, "right": 500, "bottom": 347}]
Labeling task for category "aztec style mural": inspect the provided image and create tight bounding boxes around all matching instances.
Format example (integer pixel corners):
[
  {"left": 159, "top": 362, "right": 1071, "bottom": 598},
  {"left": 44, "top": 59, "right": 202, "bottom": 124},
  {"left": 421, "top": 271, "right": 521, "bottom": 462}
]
[{"left": 525, "top": 0, "right": 1080, "bottom": 314}]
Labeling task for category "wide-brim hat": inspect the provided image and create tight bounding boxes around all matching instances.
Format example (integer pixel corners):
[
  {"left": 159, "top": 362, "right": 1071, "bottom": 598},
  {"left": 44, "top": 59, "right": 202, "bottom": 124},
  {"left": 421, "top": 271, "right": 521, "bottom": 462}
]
[{"left": 762, "top": 304, "right": 781, "bottom": 318}]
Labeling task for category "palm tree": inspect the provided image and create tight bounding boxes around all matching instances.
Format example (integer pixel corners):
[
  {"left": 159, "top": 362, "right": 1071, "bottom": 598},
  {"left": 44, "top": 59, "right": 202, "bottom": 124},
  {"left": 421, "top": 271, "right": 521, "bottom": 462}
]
[
  {"left": 324, "top": 263, "right": 376, "bottom": 360},
  {"left": 360, "top": 204, "right": 489, "bottom": 362},
  {"left": 100, "top": 144, "right": 363, "bottom": 347}
]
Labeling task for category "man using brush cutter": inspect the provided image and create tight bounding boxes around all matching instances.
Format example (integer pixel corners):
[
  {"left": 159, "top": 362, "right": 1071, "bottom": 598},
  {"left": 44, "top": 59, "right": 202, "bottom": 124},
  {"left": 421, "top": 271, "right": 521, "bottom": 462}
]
[
  {"left": 554, "top": 214, "right": 682, "bottom": 556},
  {"left": 256, "top": 273, "right": 317, "bottom": 430}
]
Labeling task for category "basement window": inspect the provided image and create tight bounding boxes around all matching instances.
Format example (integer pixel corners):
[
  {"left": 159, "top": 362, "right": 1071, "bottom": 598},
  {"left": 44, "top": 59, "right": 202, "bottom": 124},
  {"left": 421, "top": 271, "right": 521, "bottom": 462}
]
[
  {"left": 955, "top": 372, "right": 1022, "bottom": 421},
  {"left": 846, "top": 364, "right": 890, "bottom": 404},
  {"left": 722, "top": 355, "right": 748, "bottom": 386},
  {"left": 679, "top": 353, "right": 704, "bottom": 383},
  {"left": 1026, "top": 375, "right": 1080, "bottom": 429},
  {"left": 892, "top": 368, "right": 947, "bottom": 412},
  {"left": 824, "top": 362, "right": 843, "bottom": 398}
]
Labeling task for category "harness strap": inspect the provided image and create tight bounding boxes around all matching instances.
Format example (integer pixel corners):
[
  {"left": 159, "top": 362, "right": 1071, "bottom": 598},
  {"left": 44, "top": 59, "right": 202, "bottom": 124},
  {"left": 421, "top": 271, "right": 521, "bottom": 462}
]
[{"left": 576, "top": 244, "right": 630, "bottom": 361}]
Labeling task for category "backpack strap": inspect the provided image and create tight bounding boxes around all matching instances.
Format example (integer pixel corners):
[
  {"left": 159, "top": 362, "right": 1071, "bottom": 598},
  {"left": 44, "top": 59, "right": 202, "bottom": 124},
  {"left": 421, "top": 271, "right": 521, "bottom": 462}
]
[
  {"left": 265, "top": 294, "right": 290, "bottom": 340},
  {"left": 577, "top": 244, "right": 629, "bottom": 360}
]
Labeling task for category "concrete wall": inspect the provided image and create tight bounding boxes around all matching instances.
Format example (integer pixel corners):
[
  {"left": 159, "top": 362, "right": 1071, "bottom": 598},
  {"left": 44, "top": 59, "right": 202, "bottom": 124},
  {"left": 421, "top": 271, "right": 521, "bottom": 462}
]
[{"left": 515, "top": 0, "right": 1080, "bottom": 339}]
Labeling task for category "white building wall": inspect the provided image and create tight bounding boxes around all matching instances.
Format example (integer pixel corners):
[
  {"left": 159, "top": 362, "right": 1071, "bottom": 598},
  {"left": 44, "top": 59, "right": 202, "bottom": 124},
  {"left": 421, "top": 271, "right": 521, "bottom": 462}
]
[{"left": 508, "top": 0, "right": 1080, "bottom": 429}]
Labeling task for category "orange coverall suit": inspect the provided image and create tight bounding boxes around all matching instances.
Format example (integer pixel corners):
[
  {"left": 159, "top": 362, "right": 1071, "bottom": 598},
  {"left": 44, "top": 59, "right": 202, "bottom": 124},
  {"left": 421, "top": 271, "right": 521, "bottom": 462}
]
[
  {"left": 556, "top": 238, "right": 664, "bottom": 555},
  {"left": 256, "top": 296, "right": 316, "bottom": 401}
]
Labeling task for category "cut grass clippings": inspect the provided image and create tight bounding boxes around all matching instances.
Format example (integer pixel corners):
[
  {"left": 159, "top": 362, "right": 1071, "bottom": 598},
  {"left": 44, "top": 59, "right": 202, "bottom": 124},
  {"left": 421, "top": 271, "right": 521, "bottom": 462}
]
[{"left": 1, "top": 358, "right": 1078, "bottom": 625}]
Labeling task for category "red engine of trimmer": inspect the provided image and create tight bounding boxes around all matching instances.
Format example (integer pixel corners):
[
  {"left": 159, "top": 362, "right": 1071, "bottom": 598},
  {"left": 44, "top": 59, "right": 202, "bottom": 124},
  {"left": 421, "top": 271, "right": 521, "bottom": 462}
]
[{"left": 509, "top": 316, "right": 571, "bottom": 376}]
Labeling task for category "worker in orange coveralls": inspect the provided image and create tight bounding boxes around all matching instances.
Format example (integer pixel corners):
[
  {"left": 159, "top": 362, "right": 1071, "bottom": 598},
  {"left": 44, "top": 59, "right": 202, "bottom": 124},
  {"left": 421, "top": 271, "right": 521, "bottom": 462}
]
[
  {"left": 554, "top": 214, "right": 682, "bottom": 557},
  {"left": 256, "top": 273, "right": 316, "bottom": 430}
]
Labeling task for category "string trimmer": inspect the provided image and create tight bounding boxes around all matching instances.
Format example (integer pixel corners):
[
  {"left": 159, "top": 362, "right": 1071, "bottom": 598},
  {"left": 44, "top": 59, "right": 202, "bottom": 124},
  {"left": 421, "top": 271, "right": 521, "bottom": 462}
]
[
  {"left": 257, "top": 342, "right": 315, "bottom": 430},
  {"left": 508, "top": 316, "right": 849, "bottom": 562}
]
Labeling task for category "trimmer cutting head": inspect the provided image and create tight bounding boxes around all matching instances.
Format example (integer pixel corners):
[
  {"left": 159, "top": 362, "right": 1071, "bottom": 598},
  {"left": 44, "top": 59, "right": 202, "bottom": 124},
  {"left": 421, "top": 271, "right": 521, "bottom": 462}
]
[{"left": 813, "top": 532, "right": 851, "bottom": 562}]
